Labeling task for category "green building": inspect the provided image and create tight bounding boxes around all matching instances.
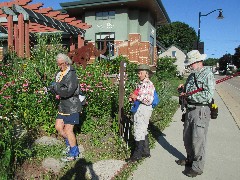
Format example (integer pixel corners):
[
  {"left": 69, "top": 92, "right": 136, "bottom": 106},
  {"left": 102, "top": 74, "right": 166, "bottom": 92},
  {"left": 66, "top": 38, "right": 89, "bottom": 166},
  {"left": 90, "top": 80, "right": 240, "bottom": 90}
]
[{"left": 60, "top": 0, "right": 170, "bottom": 65}]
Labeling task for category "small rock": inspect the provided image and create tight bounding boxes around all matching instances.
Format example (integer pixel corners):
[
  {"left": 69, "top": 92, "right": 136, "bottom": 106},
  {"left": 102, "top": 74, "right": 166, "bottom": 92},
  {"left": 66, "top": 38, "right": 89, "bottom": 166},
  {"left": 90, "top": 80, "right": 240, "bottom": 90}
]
[
  {"left": 42, "top": 157, "right": 65, "bottom": 173},
  {"left": 171, "top": 96, "right": 179, "bottom": 101},
  {"left": 35, "top": 136, "right": 62, "bottom": 146},
  {"left": 78, "top": 144, "right": 85, "bottom": 154}
]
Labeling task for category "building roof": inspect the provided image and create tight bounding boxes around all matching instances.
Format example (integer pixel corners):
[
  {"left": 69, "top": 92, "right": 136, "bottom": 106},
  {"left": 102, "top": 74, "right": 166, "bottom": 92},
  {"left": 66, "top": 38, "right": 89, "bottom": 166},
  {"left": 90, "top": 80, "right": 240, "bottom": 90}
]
[
  {"left": 0, "top": 0, "right": 91, "bottom": 37},
  {"left": 60, "top": 0, "right": 170, "bottom": 25},
  {"left": 166, "top": 44, "right": 187, "bottom": 55}
]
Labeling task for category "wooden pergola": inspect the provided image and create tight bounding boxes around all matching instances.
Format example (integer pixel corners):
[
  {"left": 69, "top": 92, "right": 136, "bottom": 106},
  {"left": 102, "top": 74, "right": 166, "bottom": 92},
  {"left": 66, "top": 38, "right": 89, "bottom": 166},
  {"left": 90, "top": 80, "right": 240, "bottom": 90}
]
[{"left": 0, "top": 0, "right": 91, "bottom": 58}]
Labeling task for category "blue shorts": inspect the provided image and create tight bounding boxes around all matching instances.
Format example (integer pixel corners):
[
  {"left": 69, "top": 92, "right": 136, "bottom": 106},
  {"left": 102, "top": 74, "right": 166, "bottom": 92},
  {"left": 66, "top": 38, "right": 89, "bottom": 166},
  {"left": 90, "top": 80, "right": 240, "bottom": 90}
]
[{"left": 56, "top": 113, "right": 80, "bottom": 125}]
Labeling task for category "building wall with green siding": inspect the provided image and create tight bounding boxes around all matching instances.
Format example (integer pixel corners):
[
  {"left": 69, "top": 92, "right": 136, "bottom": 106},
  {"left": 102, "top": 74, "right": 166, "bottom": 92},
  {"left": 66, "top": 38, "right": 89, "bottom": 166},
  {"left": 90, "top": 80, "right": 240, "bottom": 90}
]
[{"left": 84, "top": 7, "right": 156, "bottom": 44}]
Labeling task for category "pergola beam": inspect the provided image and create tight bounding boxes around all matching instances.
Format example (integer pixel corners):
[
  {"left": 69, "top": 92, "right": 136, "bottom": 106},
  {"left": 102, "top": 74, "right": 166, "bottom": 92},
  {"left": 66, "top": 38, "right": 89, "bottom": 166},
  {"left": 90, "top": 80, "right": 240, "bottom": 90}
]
[
  {"left": 12, "top": 4, "right": 85, "bottom": 35},
  {"left": 0, "top": 23, "right": 8, "bottom": 34},
  {"left": 0, "top": 0, "right": 88, "bottom": 58}
]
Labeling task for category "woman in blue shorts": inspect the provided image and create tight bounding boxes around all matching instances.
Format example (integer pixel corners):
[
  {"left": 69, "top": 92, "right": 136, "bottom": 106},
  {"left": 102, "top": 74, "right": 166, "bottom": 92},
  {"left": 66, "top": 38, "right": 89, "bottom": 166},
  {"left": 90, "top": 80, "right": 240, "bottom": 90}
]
[{"left": 48, "top": 53, "right": 82, "bottom": 162}]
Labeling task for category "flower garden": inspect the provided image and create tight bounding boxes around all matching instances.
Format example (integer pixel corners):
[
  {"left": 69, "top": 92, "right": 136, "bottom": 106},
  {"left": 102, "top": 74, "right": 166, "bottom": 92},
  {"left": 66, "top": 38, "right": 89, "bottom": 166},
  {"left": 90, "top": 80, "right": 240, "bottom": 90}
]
[{"left": 0, "top": 33, "right": 183, "bottom": 179}]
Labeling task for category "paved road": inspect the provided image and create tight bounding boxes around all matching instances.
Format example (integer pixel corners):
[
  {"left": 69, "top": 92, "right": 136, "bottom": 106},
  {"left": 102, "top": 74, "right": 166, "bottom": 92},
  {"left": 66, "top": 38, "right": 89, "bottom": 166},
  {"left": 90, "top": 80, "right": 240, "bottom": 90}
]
[
  {"left": 215, "top": 75, "right": 240, "bottom": 129},
  {"left": 129, "top": 90, "right": 240, "bottom": 180}
]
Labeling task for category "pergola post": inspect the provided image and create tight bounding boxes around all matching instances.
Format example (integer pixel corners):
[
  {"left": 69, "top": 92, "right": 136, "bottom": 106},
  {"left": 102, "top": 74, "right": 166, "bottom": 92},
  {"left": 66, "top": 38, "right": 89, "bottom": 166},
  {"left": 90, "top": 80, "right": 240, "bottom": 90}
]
[
  {"left": 25, "top": 20, "right": 30, "bottom": 58},
  {"left": 7, "top": 15, "right": 13, "bottom": 50},
  {"left": 14, "top": 23, "right": 18, "bottom": 54},
  {"left": 78, "top": 34, "right": 84, "bottom": 48},
  {"left": 18, "top": 14, "right": 24, "bottom": 57},
  {"left": 70, "top": 35, "right": 75, "bottom": 51}
]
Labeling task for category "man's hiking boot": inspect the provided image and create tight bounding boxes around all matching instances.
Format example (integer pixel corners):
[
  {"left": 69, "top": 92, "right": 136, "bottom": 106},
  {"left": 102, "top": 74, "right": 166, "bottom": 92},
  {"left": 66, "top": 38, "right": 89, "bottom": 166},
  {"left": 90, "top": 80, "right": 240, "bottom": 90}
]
[{"left": 183, "top": 168, "right": 203, "bottom": 177}]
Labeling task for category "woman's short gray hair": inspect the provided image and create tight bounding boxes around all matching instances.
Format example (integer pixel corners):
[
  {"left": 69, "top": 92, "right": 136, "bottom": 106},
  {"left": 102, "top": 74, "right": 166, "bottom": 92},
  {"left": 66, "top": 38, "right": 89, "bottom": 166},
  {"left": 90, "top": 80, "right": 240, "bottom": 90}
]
[{"left": 56, "top": 53, "right": 72, "bottom": 65}]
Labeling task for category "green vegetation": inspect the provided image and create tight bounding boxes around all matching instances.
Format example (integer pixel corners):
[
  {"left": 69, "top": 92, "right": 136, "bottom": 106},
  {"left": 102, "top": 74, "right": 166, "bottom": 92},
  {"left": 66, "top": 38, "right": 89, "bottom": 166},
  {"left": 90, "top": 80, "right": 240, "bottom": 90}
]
[
  {"left": 157, "top": 21, "right": 197, "bottom": 52},
  {"left": 0, "top": 34, "right": 183, "bottom": 179},
  {"left": 203, "top": 58, "right": 219, "bottom": 66}
]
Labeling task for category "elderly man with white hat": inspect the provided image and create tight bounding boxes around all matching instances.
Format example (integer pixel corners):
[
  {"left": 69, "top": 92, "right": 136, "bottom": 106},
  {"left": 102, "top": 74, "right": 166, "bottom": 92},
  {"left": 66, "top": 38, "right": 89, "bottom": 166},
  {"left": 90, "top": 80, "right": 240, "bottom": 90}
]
[{"left": 176, "top": 50, "right": 215, "bottom": 177}]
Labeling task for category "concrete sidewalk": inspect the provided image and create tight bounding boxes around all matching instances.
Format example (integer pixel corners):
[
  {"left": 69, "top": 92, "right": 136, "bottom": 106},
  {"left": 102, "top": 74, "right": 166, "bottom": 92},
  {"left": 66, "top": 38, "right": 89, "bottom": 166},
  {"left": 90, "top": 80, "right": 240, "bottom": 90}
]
[{"left": 129, "top": 91, "right": 240, "bottom": 180}]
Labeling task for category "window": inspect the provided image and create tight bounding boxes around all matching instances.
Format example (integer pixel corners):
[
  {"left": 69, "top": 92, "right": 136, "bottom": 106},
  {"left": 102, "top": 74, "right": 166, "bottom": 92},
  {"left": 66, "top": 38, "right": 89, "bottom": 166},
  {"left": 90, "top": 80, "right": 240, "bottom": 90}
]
[
  {"left": 149, "top": 36, "right": 154, "bottom": 64},
  {"left": 96, "top": 11, "right": 115, "bottom": 20},
  {"left": 172, "top": 51, "right": 176, "bottom": 57},
  {"left": 109, "top": 11, "right": 115, "bottom": 19},
  {"left": 95, "top": 32, "right": 115, "bottom": 58}
]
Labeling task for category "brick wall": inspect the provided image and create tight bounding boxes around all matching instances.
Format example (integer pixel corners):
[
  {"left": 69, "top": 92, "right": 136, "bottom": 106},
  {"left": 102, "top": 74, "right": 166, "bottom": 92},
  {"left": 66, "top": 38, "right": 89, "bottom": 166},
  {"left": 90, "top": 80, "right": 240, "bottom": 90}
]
[
  {"left": 86, "top": 33, "right": 157, "bottom": 66},
  {"left": 115, "top": 33, "right": 157, "bottom": 65}
]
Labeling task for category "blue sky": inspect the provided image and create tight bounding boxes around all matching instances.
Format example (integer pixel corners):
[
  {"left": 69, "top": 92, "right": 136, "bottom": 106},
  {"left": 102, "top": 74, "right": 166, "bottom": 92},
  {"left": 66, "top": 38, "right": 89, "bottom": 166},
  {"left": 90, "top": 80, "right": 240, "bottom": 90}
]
[
  {"left": 2, "top": 0, "right": 239, "bottom": 58},
  {"left": 161, "top": 0, "right": 240, "bottom": 58}
]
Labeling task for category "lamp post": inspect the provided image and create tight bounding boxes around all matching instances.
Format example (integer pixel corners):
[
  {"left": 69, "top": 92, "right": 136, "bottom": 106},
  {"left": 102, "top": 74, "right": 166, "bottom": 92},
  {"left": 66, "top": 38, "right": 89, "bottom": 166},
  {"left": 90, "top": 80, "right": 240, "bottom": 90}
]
[{"left": 197, "top": 9, "right": 224, "bottom": 51}]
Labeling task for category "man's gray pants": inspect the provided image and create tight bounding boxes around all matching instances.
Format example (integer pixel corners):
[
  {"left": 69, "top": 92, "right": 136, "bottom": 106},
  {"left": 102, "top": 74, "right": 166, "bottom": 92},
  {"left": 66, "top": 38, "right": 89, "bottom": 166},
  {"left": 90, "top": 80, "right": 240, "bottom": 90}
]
[
  {"left": 133, "top": 104, "right": 153, "bottom": 141},
  {"left": 183, "top": 106, "right": 210, "bottom": 173}
]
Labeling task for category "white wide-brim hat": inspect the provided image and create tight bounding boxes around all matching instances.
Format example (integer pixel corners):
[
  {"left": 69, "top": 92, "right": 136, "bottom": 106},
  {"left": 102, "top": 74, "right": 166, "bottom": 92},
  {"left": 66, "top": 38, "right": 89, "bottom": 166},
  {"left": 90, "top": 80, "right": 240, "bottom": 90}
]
[{"left": 184, "top": 50, "right": 207, "bottom": 66}]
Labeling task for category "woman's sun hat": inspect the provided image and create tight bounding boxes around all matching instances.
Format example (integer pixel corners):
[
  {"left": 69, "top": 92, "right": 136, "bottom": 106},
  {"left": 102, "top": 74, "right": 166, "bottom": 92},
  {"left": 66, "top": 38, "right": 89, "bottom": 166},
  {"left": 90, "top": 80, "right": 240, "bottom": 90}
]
[
  {"left": 137, "top": 64, "right": 153, "bottom": 74},
  {"left": 137, "top": 64, "right": 153, "bottom": 77},
  {"left": 184, "top": 50, "right": 207, "bottom": 66}
]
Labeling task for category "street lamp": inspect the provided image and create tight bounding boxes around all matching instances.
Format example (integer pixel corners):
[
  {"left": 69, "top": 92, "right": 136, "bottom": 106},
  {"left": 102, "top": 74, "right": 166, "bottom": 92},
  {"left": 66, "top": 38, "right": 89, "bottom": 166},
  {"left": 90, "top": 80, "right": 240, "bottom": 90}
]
[{"left": 197, "top": 9, "right": 224, "bottom": 51}]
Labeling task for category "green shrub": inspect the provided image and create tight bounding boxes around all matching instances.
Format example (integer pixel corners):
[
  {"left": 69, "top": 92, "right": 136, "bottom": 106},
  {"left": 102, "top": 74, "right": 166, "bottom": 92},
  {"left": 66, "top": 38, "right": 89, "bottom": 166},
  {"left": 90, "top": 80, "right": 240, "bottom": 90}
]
[
  {"left": 0, "top": 33, "right": 66, "bottom": 178},
  {"left": 156, "top": 57, "right": 178, "bottom": 80},
  {"left": 1, "top": 32, "right": 184, "bottom": 179}
]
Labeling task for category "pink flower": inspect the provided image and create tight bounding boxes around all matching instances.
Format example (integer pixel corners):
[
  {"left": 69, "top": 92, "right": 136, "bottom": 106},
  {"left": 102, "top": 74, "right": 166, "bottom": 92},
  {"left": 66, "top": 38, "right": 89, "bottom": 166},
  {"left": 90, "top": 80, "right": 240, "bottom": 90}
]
[
  {"left": 56, "top": 95, "right": 60, "bottom": 99},
  {"left": 86, "top": 85, "right": 91, "bottom": 88},
  {"left": 0, "top": 104, "right": 3, "bottom": 107},
  {"left": 4, "top": 82, "right": 10, "bottom": 88},
  {"left": 3, "top": 96, "right": 11, "bottom": 99},
  {"left": 80, "top": 83, "right": 86, "bottom": 87},
  {"left": 23, "top": 83, "right": 29, "bottom": 87}
]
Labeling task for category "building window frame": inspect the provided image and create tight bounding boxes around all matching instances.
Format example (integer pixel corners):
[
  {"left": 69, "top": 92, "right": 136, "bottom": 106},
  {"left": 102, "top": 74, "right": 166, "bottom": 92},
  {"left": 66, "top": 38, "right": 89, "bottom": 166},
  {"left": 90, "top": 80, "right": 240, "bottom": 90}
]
[
  {"left": 172, "top": 51, "right": 176, "bottom": 57},
  {"left": 149, "top": 35, "right": 154, "bottom": 64},
  {"left": 95, "top": 32, "right": 115, "bottom": 58},
  {"left": 96, "top": 11, "right": 115, "bottom": 20}
]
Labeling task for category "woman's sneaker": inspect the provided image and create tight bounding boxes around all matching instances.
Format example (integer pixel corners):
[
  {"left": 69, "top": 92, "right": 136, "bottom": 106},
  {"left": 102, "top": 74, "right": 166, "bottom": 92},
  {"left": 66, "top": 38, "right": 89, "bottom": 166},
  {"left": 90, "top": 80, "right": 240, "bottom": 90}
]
[
  {"left": 62, "top": 146, "right": 70, "bottom": 155},
  {"left": 61, "top": 155, "right": 76, "bottom": 162}
]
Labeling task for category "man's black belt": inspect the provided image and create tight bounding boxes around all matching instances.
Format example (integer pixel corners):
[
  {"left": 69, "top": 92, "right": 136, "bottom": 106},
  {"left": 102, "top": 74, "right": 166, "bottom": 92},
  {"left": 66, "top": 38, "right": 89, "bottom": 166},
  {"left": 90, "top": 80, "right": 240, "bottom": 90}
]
[{"left": 188, "top": 103, "right": 209, "bottom": 106}]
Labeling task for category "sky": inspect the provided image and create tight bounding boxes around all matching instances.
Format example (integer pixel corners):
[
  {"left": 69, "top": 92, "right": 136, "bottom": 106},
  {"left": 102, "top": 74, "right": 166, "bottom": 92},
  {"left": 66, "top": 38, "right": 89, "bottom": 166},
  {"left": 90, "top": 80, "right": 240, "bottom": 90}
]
[
  {"left": 2, "top": 0, "right": 239, "bottom": 59},
  {"left": 161, "top": 0, "right": 240, "bottom": 58}
]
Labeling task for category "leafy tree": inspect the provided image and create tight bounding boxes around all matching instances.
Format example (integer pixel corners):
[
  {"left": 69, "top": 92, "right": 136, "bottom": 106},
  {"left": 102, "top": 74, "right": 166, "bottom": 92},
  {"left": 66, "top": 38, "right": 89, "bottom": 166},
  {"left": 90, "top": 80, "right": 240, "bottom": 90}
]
[
  {"left": 232, "top": 45, "right": 240, "bottom": 68},
  {"left": 157, "top": 21, "right": 197, "bottom": 52},
  {"left": 203, "top": 58, "right": 219, "bottom": 66},
  {"left": 218, "top": 53, "right": 232, "bottom": 72}
]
